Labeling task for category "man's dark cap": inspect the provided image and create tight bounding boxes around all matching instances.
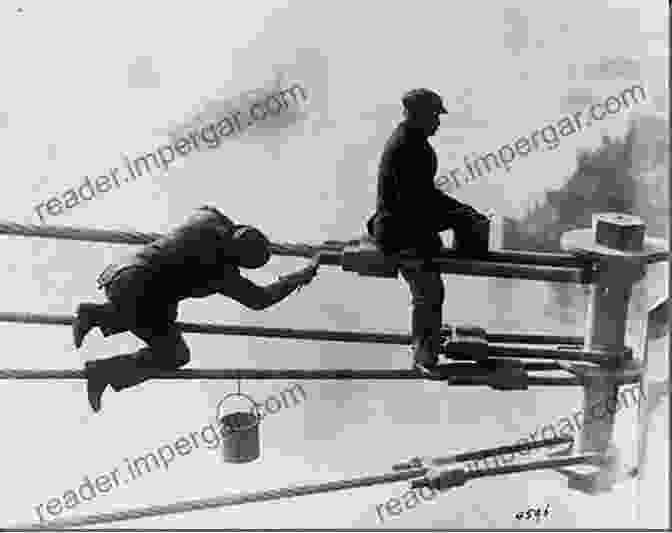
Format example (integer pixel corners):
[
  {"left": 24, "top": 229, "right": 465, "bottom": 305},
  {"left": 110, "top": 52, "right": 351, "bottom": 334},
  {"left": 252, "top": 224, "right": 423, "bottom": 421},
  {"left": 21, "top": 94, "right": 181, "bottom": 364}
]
[{"left": 402, "top": 88, "right": 448, "bottom": 114}]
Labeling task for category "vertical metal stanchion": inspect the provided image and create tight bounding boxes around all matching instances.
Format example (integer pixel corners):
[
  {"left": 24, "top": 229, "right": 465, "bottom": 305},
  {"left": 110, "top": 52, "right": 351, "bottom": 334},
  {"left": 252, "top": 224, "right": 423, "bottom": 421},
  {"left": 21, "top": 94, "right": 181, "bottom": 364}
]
[
  {"left": 560, "top": 213, "right": 667, "bottom": 494},
  {"left": 580, "top": 260, "right": 641, "bottom": 455}
]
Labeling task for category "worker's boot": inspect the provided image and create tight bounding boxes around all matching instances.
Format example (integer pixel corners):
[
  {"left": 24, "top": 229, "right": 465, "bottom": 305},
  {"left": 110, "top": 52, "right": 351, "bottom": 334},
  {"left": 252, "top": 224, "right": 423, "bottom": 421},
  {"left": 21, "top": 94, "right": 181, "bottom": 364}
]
[
  {"left": 84, "top": 361, "right": 108, "bottom": 413},
  {"left": 73, "top": 303, "right": 102, "bottom": 349},
  {"left": 409, "top": 304, "right": 441, "bottom": 373},
  {"left": 412, "top": 337, "right": 439, "bottom": 374}
]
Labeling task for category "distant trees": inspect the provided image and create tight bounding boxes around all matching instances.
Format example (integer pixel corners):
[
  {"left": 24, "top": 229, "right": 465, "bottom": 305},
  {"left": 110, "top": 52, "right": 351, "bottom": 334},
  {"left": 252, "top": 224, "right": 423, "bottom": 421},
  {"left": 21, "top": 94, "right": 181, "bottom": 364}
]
[
  {"left": 499, "top": 117, "right": 668, "bottom": 323},
  {"left": 502, "top": 122, "right": 654, "bottom": 252}
]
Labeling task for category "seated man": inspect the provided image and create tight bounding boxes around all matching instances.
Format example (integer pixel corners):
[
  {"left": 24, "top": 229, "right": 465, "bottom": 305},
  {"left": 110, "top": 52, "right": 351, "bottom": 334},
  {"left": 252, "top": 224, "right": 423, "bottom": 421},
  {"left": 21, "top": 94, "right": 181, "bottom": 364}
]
[
  {"left": 366, "top": 88, "right": 490, "bottom": 372},
  {"left": 74, "top": 205, "right": 320, "bottom": 412}
]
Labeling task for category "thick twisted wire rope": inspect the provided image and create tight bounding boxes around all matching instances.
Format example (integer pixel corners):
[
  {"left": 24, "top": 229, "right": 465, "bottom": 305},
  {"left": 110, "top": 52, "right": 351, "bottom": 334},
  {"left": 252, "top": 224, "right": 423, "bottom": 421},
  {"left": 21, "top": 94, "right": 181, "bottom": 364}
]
[
  {"left": 0, "top": 312, "right": 613, "bottom": 363},
  {"left": 0, "top": 220, "right": 608, "bottom": 284},
  {"left": 12, "top": 467, "right": 429, "bottom": 530},
  {"left": 0, "top": 311, "right": 416, "bottom": 343},
  {"left": 10, "top": 454, "right": 597, "bottom": 529},
  {"left": 0, "top": 311, "right": 585, "bottom": 346},
  {"left": 5, "top": 220, "right": 666, "bottom": 266},
  {"left": 0, "top": 367, "right": 580, "bottom": 385},
  {"left": 0, "top": 221, "right": 326, "bottom": 257}
]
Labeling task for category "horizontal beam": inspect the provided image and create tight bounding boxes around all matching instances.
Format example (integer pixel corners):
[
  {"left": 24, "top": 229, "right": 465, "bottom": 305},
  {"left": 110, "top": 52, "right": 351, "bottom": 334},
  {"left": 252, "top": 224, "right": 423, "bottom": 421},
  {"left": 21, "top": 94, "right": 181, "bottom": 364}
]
[
  {"left": 0, "top": 312, "right": 584, "bottom": 345},
  {"left": 411, "top": 453, "right": 602, "bottom": 492},
  {"left": 275, "top": 241, "right": 596, "bottom": 269},
  {"left": 392, "top": 435, "right": 574, "bottom": 470},
  {"left": 0, "top": 368, "right": 580, "bottom": 385},
  {"left": 466, "top": 453, "right": 603, "bottom": 481},
  {"left": 485, "top": 343, "right": 623, "bottom": 366},
  {"left": 435, "top": 436, "right": 575, "bottom": 467},
  {"left": 392, "top": 256, "right": 588, "bottom": 283}
]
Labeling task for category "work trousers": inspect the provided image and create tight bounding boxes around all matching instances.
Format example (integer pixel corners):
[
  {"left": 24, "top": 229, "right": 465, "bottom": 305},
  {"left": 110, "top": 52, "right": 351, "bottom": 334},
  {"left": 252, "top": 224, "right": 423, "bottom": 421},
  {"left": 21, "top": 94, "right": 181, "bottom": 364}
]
[
  {"left": 399, "top": 264, "right": 445, "bottom": 355},
  {"left": 87, "top": 266, "right": 190, "bottom": 391},
  {"left": 368, "top": 200, "right": 489, "bottom": 357}
]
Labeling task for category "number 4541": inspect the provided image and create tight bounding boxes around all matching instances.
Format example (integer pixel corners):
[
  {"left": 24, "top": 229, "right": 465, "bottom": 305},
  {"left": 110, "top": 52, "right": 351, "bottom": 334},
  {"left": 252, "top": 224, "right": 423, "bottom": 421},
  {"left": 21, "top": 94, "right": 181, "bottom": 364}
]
[{"left": 515, "top": 504, "right": 550, "bottom": 523}]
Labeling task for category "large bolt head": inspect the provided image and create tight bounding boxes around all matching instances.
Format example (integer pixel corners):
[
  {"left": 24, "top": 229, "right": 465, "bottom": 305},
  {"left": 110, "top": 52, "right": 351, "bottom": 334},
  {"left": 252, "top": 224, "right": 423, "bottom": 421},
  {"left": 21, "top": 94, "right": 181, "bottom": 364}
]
[{"left": 594, "top": 213, "right": 645, "bottom": 253}]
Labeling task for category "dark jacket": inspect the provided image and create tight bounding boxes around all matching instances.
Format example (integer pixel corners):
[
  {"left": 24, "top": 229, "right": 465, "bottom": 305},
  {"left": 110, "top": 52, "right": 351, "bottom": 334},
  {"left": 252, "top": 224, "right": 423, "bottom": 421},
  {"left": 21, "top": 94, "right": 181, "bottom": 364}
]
[
  {"left": 99, "top": 207, "right": 244, "bottom": 302},
  {"left": 367, "top": 121, "right": 487, "bottom": 256}
]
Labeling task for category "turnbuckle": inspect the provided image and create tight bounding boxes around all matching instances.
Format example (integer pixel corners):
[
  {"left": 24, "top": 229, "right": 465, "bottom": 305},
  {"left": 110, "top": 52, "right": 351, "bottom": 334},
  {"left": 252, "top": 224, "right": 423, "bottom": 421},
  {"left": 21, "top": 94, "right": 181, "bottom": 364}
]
[
  {"left": 392, "top": 435, "right": 602, "bottom": 494},
  {"left": 417, "top": 360, "right": 530, "bottom": 390}
]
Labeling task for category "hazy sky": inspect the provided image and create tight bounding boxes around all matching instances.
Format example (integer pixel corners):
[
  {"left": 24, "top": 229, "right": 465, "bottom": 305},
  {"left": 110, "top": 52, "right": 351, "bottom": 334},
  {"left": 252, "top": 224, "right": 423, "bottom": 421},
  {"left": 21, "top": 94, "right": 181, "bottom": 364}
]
[{"left": 0, "top": 0, "right": 668, "bottom": 529}]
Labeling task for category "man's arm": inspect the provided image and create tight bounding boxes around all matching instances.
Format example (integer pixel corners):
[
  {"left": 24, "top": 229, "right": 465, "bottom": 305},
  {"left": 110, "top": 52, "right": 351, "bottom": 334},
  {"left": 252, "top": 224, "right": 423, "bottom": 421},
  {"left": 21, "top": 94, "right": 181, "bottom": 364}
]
[
  {"left": 219, "top": 257, "right": 320, "bottom": 311},
  {"left": 219, "top": 276, "right": 301, "bottom": 311}
]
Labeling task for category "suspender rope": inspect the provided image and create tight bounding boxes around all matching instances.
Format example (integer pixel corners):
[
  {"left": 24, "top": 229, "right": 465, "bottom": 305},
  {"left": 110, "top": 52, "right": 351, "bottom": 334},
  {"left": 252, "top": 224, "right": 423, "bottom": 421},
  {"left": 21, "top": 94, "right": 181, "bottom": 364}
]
[
  {"left": 9, "top": 452, "right": 599, "bottom": 530},
  {"left": 0, "top": 311, "right": 585, "bottom": 346},
  {"left": 10, "top": 467, "right": 429, "bottom": 530},
  {"left": 0, "top": 312, "right": 619, "bottom": 364},
  {"left": 4, "top": 220, "right": 665, "bottom": 284},
  {"left": 2, "top": 220, "right": 667, "bottom": 265},
  {"left": 0, "top": 368, "right": 580, "bottom": 385}
]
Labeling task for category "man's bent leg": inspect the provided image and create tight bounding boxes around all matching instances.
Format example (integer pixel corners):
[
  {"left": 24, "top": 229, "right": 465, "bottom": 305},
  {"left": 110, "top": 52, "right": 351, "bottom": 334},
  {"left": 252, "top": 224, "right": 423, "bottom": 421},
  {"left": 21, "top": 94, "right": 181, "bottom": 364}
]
[
  {"left": 96, "top": 266, "right": 161, "bottom": 337},
  {"left": 76, "top": 302, "right": 131, "bottom": 337},
  {"left": 442, "top": 202, "right": 490, "bottom": 257},
  {"left": 101, "top": 326, "right": 190, "bottom": 392},
  {"left": 74, "top": 303, "right": 102, "bottom": 348},
  {"left": 400, "top": 267, "right": 445, "bottom": 367}
]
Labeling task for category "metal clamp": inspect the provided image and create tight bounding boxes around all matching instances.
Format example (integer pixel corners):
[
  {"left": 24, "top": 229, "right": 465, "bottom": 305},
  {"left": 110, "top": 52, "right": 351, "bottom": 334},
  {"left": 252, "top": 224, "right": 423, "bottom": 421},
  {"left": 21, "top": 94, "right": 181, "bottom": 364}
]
[{"left": 411, "top": 468, "right": 469, "bottom": 492}]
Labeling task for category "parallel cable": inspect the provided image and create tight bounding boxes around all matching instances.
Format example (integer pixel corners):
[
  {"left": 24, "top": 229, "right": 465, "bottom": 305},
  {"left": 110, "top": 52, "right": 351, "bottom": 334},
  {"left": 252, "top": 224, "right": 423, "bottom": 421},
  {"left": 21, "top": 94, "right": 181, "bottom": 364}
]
[
  {"left": 2, "top": 221, "right": 666, "bottom": 265},
  {"left": 0, "top": 221, "right": 595, "bottom": 283},
  {"left": 0, "top": 311, "right": 415, "bottom": 344},
  {"left": 10, "top": 452, "right": 599, "bottom": 529},
  {"left": 1, "top": 221, "right": 667, "bottom": 285},
  {"left": 0, "top": 311, "right": 584, "bottom": 346},
  {"left": 0, "top": 368, "right": 579, "bottom": 385},
  {"left": 0, "top": 312, "right": 604, "bottom": 362},
  {"left": 10, "top": 467, "right": 429, "bottom": 530}
]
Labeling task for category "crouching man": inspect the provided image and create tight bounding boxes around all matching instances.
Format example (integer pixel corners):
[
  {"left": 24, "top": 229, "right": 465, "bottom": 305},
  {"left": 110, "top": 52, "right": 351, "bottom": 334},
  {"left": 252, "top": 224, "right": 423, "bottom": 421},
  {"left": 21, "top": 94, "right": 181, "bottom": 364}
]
[
  {"left": 73, "top": 205, "right": 320, "bottom": 412},
  {"left": 366, "top": 89, "right": 490, "bottom": 372}
]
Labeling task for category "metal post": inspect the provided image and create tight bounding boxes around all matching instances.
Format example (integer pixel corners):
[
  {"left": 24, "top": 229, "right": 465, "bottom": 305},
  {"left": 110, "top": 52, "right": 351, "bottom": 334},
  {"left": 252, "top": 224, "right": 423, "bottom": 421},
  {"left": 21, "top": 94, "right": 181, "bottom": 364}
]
[
  {"left": 560, "top": 213, "right": 664, "bottom": 494},
  {"left": 579, "top": 259, "right": 643, "bottom": 456}
]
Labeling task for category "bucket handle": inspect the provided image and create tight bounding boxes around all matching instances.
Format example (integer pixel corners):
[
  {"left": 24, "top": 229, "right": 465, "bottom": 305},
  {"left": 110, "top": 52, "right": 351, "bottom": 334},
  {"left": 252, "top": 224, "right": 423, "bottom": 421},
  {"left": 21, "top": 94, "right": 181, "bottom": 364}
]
[{"left": 216, "top": 392, "right": 261, "bottom": 433}]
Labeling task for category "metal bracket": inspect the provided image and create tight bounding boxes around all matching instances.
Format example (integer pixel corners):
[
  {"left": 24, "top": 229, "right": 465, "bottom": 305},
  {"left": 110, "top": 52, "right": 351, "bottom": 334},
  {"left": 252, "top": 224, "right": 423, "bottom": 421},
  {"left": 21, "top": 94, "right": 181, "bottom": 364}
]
[
  {"left": 557, "top": 358, "right": 642, "bottom": 386},
  {"left": 416, "top": 361, "right": 530, "bottom": 390},
  {"left": 407, "top": 453, "right": 602, "bottom": 493}
]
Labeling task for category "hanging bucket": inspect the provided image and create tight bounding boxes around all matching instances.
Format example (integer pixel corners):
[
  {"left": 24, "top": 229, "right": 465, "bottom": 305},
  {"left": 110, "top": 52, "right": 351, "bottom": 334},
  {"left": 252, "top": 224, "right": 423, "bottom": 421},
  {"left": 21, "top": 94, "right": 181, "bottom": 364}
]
[{"left": 217, "top": 392, "right": 261, "bottom": 463}]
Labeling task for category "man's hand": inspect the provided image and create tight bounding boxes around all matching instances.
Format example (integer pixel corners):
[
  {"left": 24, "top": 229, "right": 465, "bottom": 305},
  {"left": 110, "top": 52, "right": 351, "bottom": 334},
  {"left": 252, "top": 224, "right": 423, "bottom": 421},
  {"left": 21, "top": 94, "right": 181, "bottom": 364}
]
[
  {"left": 453, "top": 204, "right": 487, "bottom": 221},
  {"left": 279, "top": 253, "right": 321, "bottom": 290},
  {"left": 293, "top": 253, "right": 321, "bottom": 289},
  {"left": 305, "top": 253, "right": 321, "bottom": 276},
  {"left": 226, "top": 253, "right": 322, "bottom": 311}
]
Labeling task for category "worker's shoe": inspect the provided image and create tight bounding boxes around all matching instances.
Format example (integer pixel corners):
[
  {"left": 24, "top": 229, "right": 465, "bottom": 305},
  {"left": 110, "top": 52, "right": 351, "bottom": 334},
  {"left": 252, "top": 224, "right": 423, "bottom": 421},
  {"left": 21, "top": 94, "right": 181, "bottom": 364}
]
[
  {"left": 73, "top": 303, "right": 99, "bottom": 349},
  {"left": 411, "top": 340, "right": 439, "bottom": 374},
  {"left": 85, "top": 361, "right": 108, "bottom": 413}
]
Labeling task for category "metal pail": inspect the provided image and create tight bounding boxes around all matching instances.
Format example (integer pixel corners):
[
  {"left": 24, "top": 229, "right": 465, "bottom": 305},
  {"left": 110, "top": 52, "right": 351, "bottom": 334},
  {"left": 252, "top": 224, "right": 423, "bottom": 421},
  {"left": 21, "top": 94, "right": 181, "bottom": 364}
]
[{"left": 217, "top": 392, "right": 261, "bottom": 463}]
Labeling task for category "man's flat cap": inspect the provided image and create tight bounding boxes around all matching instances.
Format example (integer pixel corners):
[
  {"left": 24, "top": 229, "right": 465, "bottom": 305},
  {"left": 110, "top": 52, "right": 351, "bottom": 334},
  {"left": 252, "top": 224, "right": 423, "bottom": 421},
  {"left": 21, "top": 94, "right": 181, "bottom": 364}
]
[{"left": 402, "top": 88, "right": 448, "bottom": 114}]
